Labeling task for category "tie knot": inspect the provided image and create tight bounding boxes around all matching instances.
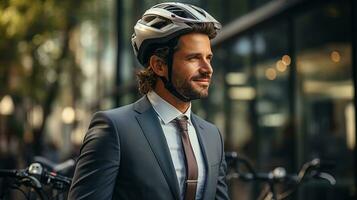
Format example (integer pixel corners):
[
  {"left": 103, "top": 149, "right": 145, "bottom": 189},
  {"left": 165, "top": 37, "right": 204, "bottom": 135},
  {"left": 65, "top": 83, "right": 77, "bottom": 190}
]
[{"left": 174, "top": 116, "right": 188, "bottom": 132}]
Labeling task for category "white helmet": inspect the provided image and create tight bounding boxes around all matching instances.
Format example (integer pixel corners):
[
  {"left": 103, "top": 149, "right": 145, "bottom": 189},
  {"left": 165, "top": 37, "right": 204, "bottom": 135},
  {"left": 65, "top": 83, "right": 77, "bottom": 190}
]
[{"left": 131, "top": 2, "right": 221, "bottom": 66}]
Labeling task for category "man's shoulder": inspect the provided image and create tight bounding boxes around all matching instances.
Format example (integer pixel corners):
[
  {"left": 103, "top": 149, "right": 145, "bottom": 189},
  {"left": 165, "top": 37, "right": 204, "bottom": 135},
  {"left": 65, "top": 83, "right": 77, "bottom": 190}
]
[
  {"left": 94, "top": 95, "right": 150, "bottom": 119},
  {"left": 103, "top": 103, "right": 135, "bottom": 116}
]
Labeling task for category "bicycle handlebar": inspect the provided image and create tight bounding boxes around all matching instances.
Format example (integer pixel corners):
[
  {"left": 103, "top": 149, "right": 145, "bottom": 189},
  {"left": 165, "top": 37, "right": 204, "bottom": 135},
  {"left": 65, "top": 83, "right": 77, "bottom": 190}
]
[
  {"left": 0, "top": 164, "right": 71, "bottom": 183},
  {"left": 225, "top": 152, "right": 336, "bottom": 200},
  {"left": 225, "top": 152, "right": 335, "bottom": 184},
  {"left": 33, "top": 156, "right": 75, "bottom": 173},
  {"left": 27, "top": 163, "right": 72, "bottom": 189},
  {"left": 0, "top": 162, "right": 72, "bottom": 199}
]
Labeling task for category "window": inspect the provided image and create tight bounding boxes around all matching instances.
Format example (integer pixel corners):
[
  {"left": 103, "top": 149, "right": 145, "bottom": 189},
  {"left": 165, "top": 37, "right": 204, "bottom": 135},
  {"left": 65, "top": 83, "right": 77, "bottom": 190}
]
[{"left": 295, "top": 1, "right": 354, "bottom": 199}]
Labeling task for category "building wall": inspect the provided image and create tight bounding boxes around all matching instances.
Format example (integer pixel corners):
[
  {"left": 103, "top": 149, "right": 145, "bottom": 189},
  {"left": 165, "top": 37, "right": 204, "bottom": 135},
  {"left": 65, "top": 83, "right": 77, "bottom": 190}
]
[{"left": 210, "top": 0, "right": 355, "bottom": 199}]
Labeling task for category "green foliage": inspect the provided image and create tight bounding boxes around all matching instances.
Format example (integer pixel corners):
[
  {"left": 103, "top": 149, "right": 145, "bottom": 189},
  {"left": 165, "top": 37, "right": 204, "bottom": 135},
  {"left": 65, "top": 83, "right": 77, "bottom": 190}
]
[
  {"left": 0, "top": 0, "right": 88, "bottom": 98},
  {"left": 0, "top": 0, "right": 92, "bottom": 145}
]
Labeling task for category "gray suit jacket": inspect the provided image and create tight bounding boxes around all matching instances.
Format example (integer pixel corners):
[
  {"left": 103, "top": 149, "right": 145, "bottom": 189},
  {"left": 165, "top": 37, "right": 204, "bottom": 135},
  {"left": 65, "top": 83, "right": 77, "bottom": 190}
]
[{"left": 68, "top": 96, "right": 230, "bottom": 200}]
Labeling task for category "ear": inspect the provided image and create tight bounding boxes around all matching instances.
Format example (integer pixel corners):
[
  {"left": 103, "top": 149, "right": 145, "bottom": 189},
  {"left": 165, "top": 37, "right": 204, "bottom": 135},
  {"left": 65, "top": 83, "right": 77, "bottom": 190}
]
[{"left": 149, "top": 55, "right": 167, "bottom": 77}]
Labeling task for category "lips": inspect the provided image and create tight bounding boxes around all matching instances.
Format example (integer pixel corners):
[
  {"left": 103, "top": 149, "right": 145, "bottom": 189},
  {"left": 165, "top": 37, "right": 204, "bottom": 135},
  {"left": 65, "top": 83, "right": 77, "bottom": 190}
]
[
  {"left": 192, "top": 74, "right": 211, "bottom": 82},
  {"left": 193, "top": 78, "right": 210, "bottom": 83}
]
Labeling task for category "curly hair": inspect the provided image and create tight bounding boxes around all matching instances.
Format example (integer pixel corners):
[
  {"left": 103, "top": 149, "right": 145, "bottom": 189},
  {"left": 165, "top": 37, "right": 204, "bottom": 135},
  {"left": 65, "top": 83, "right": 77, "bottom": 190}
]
[{"left": 136, "top": 23, "right": 217, "bottom": 94}]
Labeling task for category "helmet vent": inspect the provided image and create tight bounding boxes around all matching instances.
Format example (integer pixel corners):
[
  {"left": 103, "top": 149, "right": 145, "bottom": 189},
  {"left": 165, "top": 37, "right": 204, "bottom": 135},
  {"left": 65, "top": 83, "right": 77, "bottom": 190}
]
[
  {"left": 151, "top": 20, "right": 171, "bottom": 29},
  {"left": 143, "top": 15, "right": 156, "bottom": 23},
  {"left": 163, "top": 5, "right": 197, "bottom": 20},
  {"left": 143, "top": 16, "right": 172, "bottom": 29},
  {"left": 188, "top": 5, "right": 206, "bottom": 17}
]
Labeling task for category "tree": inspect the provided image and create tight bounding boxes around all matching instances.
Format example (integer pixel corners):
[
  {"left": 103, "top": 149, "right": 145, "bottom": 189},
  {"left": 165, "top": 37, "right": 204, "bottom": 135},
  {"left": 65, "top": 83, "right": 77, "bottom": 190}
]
[{"left": 0, "top": 0, "right": 90, "bottom": 156}]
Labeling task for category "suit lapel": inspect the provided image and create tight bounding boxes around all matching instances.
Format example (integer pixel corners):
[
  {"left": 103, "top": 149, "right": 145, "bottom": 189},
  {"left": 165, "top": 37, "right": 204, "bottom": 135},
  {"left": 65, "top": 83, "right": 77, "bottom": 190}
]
[
  {"left": 134, "top": 97, "right": 180, "bottom": 200},
  {"left": 191, "top": 114, "right": 212, "bottom": 168},
  {"left": 191, "top": 114, "right": 212, "bottom": 199}
]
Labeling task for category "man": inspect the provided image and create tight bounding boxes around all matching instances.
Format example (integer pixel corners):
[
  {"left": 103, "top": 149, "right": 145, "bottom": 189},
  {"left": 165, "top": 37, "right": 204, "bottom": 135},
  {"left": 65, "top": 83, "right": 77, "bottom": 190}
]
[{"left": 68, "top": 2, "right": 230, "bottom": 200}]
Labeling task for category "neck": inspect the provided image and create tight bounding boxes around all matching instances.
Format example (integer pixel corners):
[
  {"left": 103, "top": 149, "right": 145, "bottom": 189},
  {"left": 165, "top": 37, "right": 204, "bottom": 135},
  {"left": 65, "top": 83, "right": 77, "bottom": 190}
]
[{"left": 153, "top": 81, "right": 190, "bottom": 113}]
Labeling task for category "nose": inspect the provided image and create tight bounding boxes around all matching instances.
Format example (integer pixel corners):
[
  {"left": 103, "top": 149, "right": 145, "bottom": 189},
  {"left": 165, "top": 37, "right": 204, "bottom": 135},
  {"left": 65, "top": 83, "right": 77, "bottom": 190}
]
[{"left": 199, "top": 58, "right": 213, "bottom": 75}]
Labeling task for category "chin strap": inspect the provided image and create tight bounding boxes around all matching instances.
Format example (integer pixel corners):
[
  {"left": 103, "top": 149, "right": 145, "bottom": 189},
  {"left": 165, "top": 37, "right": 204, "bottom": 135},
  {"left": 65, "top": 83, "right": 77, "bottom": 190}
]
[
  {"left": 159, "top": 76, "right": 191, "bottom": 102},
  {"left": 159, "top": 39, "right": 192, "bottom": 102}
]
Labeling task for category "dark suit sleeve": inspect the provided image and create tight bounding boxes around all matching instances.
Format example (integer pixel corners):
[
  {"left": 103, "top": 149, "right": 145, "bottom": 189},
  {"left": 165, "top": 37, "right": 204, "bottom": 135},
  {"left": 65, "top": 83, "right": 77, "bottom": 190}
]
[
  {"left": 215, "top": 129, "right": 230, "bottom": 200},
  {"left": 68, "top": 112, "right": 120, "bottom": 200}
]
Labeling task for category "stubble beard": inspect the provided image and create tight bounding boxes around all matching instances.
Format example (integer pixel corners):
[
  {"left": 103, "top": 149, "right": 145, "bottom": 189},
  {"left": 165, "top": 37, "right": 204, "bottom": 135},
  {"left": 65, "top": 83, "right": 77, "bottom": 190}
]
[{"left": 175, "top": 76, "right": 210, "bottom": 101}]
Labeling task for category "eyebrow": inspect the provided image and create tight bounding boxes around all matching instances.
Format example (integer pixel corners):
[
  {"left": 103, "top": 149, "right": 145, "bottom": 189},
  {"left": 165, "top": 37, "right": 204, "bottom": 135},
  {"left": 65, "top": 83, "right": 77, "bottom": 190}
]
[{"left": 185, "top": 52, "right": 213, "bottom": 58}]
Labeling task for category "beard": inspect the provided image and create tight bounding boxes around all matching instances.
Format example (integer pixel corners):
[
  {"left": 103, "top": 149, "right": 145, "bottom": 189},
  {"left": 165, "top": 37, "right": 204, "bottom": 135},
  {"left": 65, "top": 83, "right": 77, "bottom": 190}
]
[{"left": 173, "top": 73, "right": 211, "bottom": 100}]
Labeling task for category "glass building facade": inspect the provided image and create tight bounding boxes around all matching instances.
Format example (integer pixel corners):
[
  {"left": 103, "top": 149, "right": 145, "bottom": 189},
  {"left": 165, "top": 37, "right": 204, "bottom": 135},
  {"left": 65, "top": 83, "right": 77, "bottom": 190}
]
[{"left": 212, "top": 0, "right": 355, "bottom": 199}]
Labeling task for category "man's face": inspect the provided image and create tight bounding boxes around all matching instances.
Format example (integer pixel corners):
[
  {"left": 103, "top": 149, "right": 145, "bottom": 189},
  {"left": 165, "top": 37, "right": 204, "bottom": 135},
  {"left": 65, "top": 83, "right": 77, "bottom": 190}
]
[{"left": 171, "top": 33, "right": 213, "bottom": 100}]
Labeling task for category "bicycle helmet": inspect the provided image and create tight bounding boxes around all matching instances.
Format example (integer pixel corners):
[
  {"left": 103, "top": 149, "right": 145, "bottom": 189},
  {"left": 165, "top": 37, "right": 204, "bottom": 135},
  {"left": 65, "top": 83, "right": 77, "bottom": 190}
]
[
  {"left": 131, "top": 2, "right": 221, "bottom": 66},
  {"left": 132, "top": 2, "right": 221, "bottom": 102}
]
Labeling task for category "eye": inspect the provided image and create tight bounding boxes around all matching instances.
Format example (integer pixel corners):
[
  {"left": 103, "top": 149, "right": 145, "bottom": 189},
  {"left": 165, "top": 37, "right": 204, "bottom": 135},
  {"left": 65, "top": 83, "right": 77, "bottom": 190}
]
[{"left": 187, "top": 55, "right": 200, "bottom": 61}]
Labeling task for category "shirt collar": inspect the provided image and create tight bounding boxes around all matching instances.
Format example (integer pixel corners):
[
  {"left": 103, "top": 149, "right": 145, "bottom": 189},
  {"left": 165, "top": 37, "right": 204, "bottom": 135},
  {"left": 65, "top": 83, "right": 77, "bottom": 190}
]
[{"left": 147, "top": 91, "right": 191, "bottom": 125}]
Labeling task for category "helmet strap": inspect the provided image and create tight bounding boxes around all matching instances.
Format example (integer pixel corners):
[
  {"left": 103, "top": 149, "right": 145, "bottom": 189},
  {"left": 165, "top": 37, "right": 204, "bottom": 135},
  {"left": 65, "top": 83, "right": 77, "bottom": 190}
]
[
  {"left": 159, "top": 41, "right": 191, "bottom": 102},
  {"left": 159, "top": 76, "right": 191, "bottom": 102}
]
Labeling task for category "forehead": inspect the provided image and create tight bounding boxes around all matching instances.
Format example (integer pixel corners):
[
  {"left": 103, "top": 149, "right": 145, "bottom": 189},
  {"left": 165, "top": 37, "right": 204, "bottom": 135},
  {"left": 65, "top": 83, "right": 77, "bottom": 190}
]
[{"left": 176, "top": 33, "right": 212, "bottom": 54}]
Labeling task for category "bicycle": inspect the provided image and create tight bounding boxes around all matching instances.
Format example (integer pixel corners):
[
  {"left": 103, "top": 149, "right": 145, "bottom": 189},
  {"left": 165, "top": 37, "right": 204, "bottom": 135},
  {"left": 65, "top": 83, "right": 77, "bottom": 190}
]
[
  {"left": 225, "top": 152, "right": 336, "bottom": 200},
  {"left": 0, "top": 159, "right": 73, "bottom": 200}
]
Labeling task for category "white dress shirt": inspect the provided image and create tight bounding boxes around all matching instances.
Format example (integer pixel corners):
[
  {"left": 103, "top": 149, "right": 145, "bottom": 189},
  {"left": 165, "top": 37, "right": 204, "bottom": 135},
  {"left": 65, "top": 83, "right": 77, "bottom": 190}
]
[{"left": 147, "top": 91, "right": 206, "bottom": 200}]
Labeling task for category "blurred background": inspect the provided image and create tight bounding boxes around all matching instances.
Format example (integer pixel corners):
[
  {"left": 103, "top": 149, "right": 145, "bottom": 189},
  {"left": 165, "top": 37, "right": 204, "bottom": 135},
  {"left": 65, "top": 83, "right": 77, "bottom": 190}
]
[{"left": 0, "top": 0, "right": 355, "bottom": 199}]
